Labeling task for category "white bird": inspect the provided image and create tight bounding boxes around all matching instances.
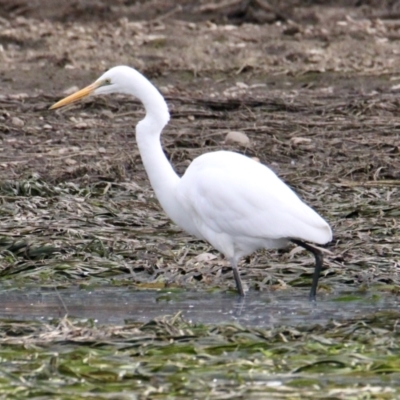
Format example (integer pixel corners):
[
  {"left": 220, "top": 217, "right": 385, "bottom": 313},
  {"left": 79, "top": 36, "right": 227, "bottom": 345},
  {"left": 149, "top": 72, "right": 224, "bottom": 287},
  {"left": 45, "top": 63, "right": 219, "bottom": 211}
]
[{"left": 50, "top": 66, "right": 332, "bottom": 300}]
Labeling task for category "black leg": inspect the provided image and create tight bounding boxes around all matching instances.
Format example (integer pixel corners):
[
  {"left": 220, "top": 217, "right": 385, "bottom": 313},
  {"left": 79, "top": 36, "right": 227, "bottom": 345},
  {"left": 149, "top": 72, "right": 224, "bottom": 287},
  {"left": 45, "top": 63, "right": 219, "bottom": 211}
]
[
  {"left": 233, "top": 295, "right": 246, "bottom": 318},
  {"left": 291, "top": 239, "right": 323, "bottom": 302},
  {"left": 230, "top": 259, "right": 245, "bottom": 297}
]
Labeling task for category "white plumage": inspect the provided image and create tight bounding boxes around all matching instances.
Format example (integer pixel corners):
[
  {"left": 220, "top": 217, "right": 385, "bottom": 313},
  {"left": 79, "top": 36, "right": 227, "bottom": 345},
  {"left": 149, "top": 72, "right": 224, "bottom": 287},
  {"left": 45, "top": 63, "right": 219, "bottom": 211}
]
[{"left": 50, "top": 65, "right": 332, "bottom": 300}]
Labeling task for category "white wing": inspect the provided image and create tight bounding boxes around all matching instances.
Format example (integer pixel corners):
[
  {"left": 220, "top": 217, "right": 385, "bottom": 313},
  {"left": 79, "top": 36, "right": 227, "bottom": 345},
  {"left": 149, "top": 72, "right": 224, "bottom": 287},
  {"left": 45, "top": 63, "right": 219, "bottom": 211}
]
[{"left": 176, "top": 151, "right": 332, "bottom": 245}]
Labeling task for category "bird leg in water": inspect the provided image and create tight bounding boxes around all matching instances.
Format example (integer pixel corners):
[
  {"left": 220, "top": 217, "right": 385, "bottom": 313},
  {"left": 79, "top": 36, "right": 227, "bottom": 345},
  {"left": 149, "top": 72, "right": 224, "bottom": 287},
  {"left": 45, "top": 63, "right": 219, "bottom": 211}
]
[
  {"left": 230, "top": 258, "right": 245, "bottom": 297},
  {"left": 291, "top": 239, "right": 323, "bottom": 302}
]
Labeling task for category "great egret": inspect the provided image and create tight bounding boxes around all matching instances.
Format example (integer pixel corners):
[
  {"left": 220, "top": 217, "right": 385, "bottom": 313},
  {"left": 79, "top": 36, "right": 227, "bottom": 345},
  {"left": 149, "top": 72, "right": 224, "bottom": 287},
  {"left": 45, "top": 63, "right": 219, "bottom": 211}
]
[{"left": 50, "top": 66, "right": 332, "bottom": 300}]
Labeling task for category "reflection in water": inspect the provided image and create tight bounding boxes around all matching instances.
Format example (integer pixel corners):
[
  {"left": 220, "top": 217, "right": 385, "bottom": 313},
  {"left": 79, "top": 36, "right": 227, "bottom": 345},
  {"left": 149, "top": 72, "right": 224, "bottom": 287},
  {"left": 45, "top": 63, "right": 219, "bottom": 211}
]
[{"left": 0, "top": 287, "right": 397, "bottom": 327}]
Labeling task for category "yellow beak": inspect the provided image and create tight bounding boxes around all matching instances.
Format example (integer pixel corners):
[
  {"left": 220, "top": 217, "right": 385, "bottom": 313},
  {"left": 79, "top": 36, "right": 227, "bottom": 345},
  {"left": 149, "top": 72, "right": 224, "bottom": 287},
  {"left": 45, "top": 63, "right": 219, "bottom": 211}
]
[{"left": 49, "top": 81, "right": 100, "bottom": 110}]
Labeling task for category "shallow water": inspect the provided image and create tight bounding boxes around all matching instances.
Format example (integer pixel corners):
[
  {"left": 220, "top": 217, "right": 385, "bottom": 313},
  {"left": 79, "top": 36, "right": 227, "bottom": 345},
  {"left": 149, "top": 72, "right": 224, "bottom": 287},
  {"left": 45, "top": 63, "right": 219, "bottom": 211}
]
[{"left": 0, "top": 287, "right": 398, "bottom": 326}]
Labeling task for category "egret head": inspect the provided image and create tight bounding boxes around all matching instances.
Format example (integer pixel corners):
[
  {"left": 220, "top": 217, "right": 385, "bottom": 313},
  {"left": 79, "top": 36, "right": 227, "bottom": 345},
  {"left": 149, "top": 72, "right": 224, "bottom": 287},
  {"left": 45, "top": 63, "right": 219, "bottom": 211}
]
[
  {"left": 49, "top": 66, "right": 142, "bottom": 110},
  {"left": 49, "top": 65, "right": 170, "bottom": 129}
]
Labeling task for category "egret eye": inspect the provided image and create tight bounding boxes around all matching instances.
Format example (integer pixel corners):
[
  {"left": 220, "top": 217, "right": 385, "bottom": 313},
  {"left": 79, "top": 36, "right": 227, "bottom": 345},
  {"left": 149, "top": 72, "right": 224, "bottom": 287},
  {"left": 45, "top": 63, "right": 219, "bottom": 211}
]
[{"left": 104, "top": 78, "right": 112, "bottom": 85}]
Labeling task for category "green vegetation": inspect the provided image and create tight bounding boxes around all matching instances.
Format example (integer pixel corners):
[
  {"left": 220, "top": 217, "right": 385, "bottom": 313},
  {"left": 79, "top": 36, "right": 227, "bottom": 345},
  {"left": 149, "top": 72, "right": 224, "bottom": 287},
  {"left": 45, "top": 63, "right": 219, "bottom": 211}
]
[{"left": 0, "top": 312, "right": 399, "bottom": 399}]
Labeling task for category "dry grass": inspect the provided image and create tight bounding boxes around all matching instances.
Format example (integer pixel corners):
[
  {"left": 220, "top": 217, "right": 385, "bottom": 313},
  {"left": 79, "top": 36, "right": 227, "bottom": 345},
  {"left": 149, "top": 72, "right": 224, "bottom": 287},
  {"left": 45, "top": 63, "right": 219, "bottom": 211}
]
[{"left": 1, "top": 90, "right": 400, "bottom": 295}]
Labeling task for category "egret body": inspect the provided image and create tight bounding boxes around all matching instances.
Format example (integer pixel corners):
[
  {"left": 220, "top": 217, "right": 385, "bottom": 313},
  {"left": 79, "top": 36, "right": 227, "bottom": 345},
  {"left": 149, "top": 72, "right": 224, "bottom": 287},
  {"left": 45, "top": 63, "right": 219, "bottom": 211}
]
[{"left": 50, "top": 66, "right": 332, "bottom": 300}]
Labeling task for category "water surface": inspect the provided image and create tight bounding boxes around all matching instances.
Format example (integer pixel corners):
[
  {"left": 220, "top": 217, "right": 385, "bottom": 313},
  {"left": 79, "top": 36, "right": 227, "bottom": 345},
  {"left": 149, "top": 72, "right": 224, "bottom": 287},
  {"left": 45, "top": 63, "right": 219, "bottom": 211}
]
[{"left": 0, "top": 287, "right": 397, "bottom": 326}]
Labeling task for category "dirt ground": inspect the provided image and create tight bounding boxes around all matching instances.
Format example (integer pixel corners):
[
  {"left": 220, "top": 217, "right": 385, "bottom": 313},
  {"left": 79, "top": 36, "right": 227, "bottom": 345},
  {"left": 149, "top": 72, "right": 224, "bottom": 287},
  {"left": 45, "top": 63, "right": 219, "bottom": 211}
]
[{"left": 0, "top": 0, "right": 400, "bottom": 298}]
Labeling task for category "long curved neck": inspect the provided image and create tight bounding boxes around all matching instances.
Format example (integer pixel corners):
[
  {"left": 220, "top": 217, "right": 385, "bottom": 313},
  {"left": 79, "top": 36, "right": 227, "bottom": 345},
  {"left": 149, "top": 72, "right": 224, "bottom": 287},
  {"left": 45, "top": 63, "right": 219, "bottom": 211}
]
[{"left": 133, "top": 77, "right": 181, "bottom": 222}]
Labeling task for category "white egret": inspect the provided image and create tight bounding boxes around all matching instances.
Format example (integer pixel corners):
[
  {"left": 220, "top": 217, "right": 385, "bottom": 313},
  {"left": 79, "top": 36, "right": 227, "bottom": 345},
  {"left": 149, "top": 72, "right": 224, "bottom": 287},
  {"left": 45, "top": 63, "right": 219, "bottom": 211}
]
[{"left": 50, "top": 66, "right": 332, "bottom": 300}]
